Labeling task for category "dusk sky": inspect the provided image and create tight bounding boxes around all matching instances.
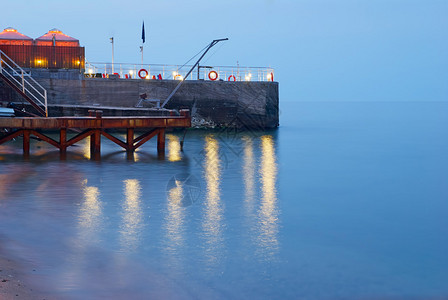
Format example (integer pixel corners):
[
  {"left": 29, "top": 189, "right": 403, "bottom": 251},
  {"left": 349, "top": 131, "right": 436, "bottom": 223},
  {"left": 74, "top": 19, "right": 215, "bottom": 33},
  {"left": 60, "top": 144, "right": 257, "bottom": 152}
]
[{"left": 2, "top": 0, "right": 447, "bottom": 102}]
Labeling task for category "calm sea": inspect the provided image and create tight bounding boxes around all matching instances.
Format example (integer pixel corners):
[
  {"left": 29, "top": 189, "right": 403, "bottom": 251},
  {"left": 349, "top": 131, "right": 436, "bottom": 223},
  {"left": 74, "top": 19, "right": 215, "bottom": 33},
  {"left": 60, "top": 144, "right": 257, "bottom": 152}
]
[{"left": 1, "top": 101, "right": 447, "bottom": 299}]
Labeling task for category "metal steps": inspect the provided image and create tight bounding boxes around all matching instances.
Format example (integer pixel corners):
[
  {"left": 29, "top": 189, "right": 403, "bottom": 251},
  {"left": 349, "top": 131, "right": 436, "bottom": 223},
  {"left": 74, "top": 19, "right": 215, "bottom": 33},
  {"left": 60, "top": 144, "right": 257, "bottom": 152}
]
[{"left": 0, "top": 50, "right": 48, "bottom": 117}]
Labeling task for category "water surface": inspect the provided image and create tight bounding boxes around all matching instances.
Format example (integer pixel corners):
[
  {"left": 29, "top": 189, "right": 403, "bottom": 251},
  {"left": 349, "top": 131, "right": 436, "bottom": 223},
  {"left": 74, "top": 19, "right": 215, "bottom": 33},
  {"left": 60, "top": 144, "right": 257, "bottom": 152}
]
[{"left": 1, "top": 101, "right": 447, "bottom": 299}]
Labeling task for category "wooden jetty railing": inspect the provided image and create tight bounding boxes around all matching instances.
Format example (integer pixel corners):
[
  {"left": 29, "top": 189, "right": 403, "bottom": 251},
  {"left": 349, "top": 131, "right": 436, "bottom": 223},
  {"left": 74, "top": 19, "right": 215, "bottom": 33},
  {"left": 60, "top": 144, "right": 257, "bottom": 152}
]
[{"left": 0, "top": 110, "right": 190, "bottom": 158}]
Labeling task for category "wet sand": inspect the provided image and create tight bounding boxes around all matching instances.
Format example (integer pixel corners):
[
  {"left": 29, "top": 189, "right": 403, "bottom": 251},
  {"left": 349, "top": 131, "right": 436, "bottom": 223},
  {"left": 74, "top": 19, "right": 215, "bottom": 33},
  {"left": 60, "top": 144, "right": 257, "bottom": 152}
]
[
  {"left": 0, "top": 257, "right": 35, "bottom": 299},
  {"left": 0, "top": 247, "right": 48, "bottom": 300}
]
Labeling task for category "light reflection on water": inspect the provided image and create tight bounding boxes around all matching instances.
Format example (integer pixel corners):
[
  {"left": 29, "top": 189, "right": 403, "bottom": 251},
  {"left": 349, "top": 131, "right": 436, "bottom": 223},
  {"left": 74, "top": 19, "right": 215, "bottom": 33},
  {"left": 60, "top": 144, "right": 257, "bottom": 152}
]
[
  {"left": 242, "top": 136, "right": 256, "bottom": 213},
  {"left": 0, "top": 130, "right": 281, "bottom": 297},
  {"left": 167, "top": 134, "right": 182, "bottom": 162},
  {"left": 79, "top": 181, "right": 103, "bottom": 235},
  {"left": 202, "top": 135, "right": 224, "bottom": 267},
  {"left": 1, "top": 102, "right": 448, "bottom": 298},
  {"left": 82, "top": 137, "right": 91, "bottom": 160},
  {"left": 120, "top": 179, "right": 144, "bottom": 252},
  {"left": 165, "top": 177, "right": 186, "bottom": 249},
  {"left": 258, "top": 135, "right": 279, "bottom": 258}
]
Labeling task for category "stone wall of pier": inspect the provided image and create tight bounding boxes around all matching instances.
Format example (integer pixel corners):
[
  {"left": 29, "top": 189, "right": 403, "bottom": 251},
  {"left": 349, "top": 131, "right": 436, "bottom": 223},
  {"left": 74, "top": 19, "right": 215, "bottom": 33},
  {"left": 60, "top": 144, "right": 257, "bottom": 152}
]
[{"left": 0, "top": 69, "right": 279, "bottom": 128}]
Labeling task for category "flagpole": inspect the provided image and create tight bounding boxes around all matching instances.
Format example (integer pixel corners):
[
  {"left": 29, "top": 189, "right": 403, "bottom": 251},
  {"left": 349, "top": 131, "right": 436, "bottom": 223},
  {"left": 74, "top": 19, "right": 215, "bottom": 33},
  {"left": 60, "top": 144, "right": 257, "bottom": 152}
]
[
  {"left": 110, "top": 37, "right": 114, "bottom": 74},
  {"left": 141, "top": 21, "right": 145, "bottom": 70}
]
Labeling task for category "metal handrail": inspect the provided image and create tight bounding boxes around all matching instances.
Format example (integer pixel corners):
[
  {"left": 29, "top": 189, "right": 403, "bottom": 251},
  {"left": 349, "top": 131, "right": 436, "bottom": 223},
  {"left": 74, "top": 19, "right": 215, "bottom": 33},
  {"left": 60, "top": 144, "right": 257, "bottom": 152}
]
[
  {"left": 0, "top": 50, "right": 48, "bottom": 116},
  {"left": 85, "top": 61, "right": 275, "bottom": 82}
]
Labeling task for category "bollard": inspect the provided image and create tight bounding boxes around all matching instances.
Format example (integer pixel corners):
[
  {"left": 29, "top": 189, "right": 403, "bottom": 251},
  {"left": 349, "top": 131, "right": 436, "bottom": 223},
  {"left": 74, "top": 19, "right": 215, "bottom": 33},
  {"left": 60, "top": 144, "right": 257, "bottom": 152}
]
[{"left": 179, "top": 109, "right": 190, "bottom": 117}]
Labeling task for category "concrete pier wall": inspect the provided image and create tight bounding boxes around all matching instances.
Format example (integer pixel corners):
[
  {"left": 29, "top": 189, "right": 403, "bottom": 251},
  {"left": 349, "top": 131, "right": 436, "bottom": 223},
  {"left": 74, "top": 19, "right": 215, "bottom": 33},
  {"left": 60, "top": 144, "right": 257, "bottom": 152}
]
[{"left": 1, "top": 69, "right": 279, "bottom": 128}]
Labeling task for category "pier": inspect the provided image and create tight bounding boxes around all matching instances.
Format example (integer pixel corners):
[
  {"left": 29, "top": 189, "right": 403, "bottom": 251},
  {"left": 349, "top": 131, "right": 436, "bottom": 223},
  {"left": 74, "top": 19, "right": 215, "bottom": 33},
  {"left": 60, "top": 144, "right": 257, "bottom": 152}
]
[{"left": 0, "top": 110, "right": 191, "bottom": 159}]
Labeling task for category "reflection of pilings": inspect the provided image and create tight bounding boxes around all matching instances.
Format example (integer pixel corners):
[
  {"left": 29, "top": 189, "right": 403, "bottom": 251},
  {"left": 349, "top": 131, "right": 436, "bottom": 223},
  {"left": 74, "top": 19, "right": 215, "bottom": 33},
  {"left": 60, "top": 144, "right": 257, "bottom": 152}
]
[
  {"left": 258, "top": 135, "right": 279, "bottom": 258},
  {"left": 120, "top": 179, "right": 143, "bottom": 252},
  {"left": 202, "top": 135, "right": 224, "bottom": 265},
  {"left": 167, "top": 134, "right": 181, "bottom": 162}
]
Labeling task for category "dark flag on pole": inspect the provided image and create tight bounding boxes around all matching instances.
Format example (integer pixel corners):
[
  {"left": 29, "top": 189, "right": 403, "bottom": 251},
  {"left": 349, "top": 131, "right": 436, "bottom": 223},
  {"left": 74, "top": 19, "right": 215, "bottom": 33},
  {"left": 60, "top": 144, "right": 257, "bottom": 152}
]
[{"left": 141, "top": 21, "right": 145, "bottom": 44}]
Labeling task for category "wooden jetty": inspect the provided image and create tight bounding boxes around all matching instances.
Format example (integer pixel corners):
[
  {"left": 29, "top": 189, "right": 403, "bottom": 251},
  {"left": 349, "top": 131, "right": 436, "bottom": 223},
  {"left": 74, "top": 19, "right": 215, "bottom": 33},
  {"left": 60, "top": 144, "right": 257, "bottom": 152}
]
[{"left": 0, "top": 110, "right": 190, "bottom": 158}]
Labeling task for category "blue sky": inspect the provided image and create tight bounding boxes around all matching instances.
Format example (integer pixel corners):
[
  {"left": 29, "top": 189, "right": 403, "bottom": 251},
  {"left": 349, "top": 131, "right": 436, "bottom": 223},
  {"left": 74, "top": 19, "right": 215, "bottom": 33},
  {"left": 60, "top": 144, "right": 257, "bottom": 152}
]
[{"left": 2, "top": 0, "right": 447, "bottom": 101}]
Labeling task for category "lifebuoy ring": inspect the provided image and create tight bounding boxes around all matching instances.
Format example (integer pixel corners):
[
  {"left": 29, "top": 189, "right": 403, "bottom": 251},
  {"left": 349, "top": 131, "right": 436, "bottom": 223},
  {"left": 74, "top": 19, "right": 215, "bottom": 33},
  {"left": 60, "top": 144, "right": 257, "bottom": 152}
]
[
  {"left": 228, "top": 75, "right": 236, "bottom": 82},
  {"left": 138, "top": 69, "right": 148, "bottom": 79},
  {"left": 208, "top": 71, "right": 218, "bottom": 81}
]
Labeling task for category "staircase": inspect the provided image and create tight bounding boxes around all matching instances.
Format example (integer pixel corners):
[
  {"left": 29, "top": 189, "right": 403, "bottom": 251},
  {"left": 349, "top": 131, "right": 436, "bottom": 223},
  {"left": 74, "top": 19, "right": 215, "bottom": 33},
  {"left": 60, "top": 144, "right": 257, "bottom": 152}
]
[{"left": 0, "top": 49, "right": 48, "bottom": 117}]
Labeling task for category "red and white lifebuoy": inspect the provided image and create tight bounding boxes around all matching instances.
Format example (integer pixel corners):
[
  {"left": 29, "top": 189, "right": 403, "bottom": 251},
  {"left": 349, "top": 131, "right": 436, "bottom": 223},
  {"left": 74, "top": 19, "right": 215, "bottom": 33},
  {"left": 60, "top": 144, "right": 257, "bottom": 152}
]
[
  {"left": 138, "top": 69, "right": 148, "bottom": 79},
  {"left": 228, "top": 75, "right": 236, "bottom": 82},
  {"left": 208, "top": 71, "right": 218, "bottom": 81}
]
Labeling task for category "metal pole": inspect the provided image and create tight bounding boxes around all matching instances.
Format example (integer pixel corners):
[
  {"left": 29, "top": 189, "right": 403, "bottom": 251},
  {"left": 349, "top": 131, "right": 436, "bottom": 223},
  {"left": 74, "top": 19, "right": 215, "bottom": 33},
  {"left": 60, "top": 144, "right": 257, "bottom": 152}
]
[
  {"left": 44, "top": 90, "right": 48, "bottom": 117},
  {"left": 110, "top": 37, "right": 114, "bottom": 74},
  {"left": 21, "top": 70, "right": 25, "bottom": 93},
  {"left": 161, "top": 38, "right": 228, "bottom": 108},
  {"left": 141, "top": 46, "right": 144, "bottom": 68}
]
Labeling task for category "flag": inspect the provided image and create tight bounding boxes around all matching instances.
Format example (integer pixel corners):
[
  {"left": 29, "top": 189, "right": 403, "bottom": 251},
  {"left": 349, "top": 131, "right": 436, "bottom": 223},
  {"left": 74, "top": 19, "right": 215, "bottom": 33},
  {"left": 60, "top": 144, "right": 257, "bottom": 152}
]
[{"left": 141, "top": 21, "right": 145, "bottom": 44}]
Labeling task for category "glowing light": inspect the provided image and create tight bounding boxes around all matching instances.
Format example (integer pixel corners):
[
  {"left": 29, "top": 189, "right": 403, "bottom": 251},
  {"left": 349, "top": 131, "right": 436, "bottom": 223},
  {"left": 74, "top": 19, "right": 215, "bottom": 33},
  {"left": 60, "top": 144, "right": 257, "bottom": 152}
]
[
  {"left": 120, "top": 179, "right": 143, "bottom": 251},
  {"left": 88, "top": 68, "right": 93, "bottom": 73},
  {"left": 202, "top": 135, "right": 224, "bottom": 265},
  {"left": 37, "top": 60, "right": 42, "bottom": 64},
  {"left": 242, "top": 136, "right": 256, "bottom": 211},
  {"left": 258, "top": 135, "right": 279, "bottom": 257},
  {"left": 166, "top": 179, "right": 185, "bottom": 243},
  {"left": 204, "top": 136, "right": 221, "bottom": 206},
  {"left": 129, "top": 70, "right": 134, "bottom": 75},
  {"left": 267, "top": 73, "right": 272, "bottom": 80},
  {"left": 167, "top": 134, "right": 182, "bottom": 162},
  {"left": 78, "top": 182, "right": 102, "bottom": 233},
  {"left": 82, "top": 138, "right": 91, "bottom": 159}
]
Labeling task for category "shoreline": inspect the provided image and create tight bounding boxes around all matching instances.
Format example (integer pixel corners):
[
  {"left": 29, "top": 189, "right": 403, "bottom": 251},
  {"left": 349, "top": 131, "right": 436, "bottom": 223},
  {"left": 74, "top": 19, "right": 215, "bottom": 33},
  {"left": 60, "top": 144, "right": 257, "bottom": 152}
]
[
  {"left": 0, "top": 256, "right": 35, "bottom": 299},
  {"left": 0, "top": 244, "right": 47, "bottom": 300}
]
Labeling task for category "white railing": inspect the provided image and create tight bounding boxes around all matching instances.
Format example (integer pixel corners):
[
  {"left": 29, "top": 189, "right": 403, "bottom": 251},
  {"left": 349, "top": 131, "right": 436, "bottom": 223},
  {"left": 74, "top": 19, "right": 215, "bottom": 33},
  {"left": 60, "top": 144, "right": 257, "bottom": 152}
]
[
  {"left": 84, "top": 61, "right": 275, "bottom": 82},
  {"left": 0, "top": 50, "right": 48, "bottom": 116}
]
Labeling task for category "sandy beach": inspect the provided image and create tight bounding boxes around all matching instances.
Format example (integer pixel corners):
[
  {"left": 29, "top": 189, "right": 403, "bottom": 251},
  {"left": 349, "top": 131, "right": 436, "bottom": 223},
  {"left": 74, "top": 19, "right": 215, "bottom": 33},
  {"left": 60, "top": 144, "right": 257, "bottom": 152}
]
[
  {"left": 0, "top": 245, "right": 47, "bottom": 300},
  {"left": 0, "top": 257, "right": 35, "bottom": 299}
]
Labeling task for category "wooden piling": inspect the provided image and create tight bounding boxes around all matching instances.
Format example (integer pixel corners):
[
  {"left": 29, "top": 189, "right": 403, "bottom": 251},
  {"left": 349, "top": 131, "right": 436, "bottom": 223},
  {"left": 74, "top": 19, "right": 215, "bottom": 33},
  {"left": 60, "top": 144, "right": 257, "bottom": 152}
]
[
  {"left": 127, "top": 128, "right": 134, "bottom": 152},
  {"left": 23, "top": 130, "right": 30, "bottom": 155},
  {"left": 157, "top": 128, "right": 165, "bottom": 154}
]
